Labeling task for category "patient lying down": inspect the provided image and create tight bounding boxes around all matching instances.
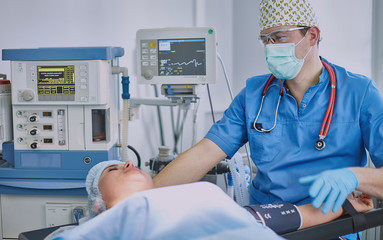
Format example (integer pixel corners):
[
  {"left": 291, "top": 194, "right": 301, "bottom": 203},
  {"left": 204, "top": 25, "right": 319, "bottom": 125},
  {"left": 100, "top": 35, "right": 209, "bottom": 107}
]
[{"left": 53, "top": 160, "right": 373, "bottom": 240}]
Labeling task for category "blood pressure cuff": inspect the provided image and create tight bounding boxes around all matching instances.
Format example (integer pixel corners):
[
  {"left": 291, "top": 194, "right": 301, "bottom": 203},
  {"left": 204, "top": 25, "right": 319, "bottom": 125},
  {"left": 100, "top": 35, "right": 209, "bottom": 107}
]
[{"left": 244, "top": 203, "right": 302, "bottom": 235}]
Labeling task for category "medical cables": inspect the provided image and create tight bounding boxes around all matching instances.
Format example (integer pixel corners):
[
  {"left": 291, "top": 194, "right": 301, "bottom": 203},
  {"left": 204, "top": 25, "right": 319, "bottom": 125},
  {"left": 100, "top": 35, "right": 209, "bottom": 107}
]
[
  {"left": 171, "top": 105, "right": 189, "bottom": 153},
  {"left": 216, "top": 53, "right": 253, "bottom": 180},
  {"left": 216, "top": 53, "right": 234, "bottom": 100},
  {"left": 153, "top": 85, "right": 165, "bottom": 146},
  {"left": 191, "top": 99, "right": 201, "bottom": 146}
]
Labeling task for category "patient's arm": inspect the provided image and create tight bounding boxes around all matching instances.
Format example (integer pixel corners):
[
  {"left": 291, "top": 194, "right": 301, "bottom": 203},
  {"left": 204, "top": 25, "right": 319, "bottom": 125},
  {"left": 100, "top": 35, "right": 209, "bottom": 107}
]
[
  {"left": 299, "top": 193, "right": 373, "bottom": 229},
  {"left": 244, "top": 193, "right": 373, "bottom": 234}
]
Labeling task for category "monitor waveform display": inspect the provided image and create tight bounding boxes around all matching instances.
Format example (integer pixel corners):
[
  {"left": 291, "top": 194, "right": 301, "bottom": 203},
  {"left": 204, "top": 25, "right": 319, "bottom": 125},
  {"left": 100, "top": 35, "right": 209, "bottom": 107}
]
[{"left": 158, "top": 38, "right": 206, "bottom": 76}]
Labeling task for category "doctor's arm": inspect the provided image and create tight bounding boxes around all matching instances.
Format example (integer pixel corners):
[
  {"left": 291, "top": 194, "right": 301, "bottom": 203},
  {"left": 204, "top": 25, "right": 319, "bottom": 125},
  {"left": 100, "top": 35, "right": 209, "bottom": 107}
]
[
  {"left": 300, "top": 81, "right": 383, "bottom": 213},
  {"left": 298, "top": 166, "right": 382, "bottom": 214},
  {"left": 153, "top": 138, "right": 227, "bottom": 188},
  {"left": 298, "top": 193, "right": 373, "bottom": 230},
  {"left": 349, "top": 166, "right": 383, "bottom": 200},
  {"left": 353, "top": 79, "right": 383, "bottom": 200}
]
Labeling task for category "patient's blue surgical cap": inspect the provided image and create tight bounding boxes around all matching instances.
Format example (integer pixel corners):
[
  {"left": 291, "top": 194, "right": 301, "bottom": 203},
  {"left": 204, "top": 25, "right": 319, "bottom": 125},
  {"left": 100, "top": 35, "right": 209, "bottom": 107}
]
[{"left": 86, "top": 160, "right": 123, "bottom": 218}]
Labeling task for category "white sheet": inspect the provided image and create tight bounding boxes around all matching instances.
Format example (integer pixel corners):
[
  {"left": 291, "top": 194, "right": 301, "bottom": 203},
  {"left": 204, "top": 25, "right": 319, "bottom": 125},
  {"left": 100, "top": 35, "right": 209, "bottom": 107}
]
[{"left": 53, "top": 182, "right": 284, "bottom": 240}]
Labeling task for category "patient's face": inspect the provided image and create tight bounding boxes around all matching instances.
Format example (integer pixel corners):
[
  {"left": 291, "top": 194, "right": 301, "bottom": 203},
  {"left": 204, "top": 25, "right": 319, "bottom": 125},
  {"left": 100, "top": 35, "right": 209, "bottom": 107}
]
[{"left": 98, "top": 161, "right": 153, "bottom": 208}]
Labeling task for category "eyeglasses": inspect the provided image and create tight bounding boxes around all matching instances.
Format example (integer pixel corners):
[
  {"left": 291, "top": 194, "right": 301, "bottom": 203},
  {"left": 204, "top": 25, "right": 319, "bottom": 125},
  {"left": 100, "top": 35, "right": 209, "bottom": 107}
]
[{"left": 258, "top": 27, "right": 309, "bottom": 46}]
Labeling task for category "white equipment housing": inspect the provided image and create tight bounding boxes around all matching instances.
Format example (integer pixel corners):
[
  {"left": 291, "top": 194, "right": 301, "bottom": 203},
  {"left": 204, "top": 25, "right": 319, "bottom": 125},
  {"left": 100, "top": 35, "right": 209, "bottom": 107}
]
[
  {"left": 136, "top": 27, "right": 216, "bottom": 85},
  {"left": 11, "top": 60, "right": 118, "bottom": 152}
]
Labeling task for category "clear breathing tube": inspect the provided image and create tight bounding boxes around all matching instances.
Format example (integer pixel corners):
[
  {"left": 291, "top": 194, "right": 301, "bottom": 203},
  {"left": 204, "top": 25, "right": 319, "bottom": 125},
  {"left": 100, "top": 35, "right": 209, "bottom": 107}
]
[
  {"left": 227, "top": 152, "right": 250, "bottom": 206},
  {"left": 121, "top": 99, "right": 130, "bottom": 162},
  {"left": 112, "top": 66, "right": 130, "bottom": 162}
]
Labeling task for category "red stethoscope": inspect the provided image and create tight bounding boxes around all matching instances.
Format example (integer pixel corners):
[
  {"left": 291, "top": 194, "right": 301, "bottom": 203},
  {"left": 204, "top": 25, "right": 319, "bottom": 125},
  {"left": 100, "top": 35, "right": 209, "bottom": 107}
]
[{"left": 253, "top": 60, "right": 336, "bottom": 150}]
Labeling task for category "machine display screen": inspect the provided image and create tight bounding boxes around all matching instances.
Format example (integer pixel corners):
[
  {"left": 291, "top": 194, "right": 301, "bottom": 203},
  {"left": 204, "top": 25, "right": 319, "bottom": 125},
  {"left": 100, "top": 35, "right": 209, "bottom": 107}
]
[
  {"left": 37, "top": 65, "right": 75, "bottom": 95},
  {"left": 158, "top": 38, "right": 206, "bottom": 76}
]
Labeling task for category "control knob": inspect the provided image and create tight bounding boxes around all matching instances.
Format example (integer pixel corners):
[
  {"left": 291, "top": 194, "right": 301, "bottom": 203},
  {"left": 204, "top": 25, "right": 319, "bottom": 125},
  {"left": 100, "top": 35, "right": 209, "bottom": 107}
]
[
  {"left": 29, "top": 128, "right": 39, "bottom": 135},
  {"left": 143, "top": 70, "right": 154, "bottom": 80},
  {"left": 21, "top": 89, "right": 34, "bottom": 101},
  {"left": 29, "top": 115, "right": 38, "bottom": 122},
  {"left": 30, "top": 142, "right": 38, "bottom": 149}
]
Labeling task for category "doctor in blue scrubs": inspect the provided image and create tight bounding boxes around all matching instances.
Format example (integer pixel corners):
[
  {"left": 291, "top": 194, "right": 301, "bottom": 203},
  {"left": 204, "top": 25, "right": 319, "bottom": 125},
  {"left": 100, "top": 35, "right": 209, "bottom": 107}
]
[{"left": 154, "top": 0, "right": 383, "bottom": 237}]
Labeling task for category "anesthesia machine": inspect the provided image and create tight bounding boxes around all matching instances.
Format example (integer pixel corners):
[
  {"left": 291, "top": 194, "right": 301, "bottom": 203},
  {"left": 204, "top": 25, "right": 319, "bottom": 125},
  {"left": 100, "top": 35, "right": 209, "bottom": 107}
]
[
  {"left": 0, "top": 28, "right": 222, "bottom": 237},
  {"left": 0, "top": 47, "right": 124, "bottom": 194}
]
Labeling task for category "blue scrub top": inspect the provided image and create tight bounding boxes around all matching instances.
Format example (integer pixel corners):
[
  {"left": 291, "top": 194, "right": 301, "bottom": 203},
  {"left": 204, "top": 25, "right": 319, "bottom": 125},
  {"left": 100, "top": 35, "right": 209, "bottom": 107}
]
[{"left": 206, "top": 58, "right": 383, "bottom": 206}]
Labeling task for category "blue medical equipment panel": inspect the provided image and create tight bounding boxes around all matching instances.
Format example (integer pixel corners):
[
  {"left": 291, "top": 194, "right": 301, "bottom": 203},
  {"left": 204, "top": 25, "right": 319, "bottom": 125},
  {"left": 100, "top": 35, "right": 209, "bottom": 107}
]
[{"left": 2, "top": 47, "right": 124, "bottom": 61}]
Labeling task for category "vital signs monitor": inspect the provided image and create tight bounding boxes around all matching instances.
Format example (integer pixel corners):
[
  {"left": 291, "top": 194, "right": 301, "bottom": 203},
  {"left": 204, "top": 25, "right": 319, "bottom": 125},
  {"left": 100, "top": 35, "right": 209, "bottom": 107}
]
[{"left": 136, "top": 27, "right": 216, "bottom": 85}]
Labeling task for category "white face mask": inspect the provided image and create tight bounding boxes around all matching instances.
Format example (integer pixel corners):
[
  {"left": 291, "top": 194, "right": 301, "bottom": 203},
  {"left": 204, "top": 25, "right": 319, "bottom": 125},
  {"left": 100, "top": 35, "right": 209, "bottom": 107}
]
[{"left": 265, "top": 36, "right": 312, "bottom": 80}]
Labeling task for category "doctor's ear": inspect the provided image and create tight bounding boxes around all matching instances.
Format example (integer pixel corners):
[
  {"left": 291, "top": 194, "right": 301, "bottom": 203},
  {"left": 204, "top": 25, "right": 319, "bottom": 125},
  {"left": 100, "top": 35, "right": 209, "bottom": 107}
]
[{"left": 307, "top": 26, "right": 321, "bottom": 46}]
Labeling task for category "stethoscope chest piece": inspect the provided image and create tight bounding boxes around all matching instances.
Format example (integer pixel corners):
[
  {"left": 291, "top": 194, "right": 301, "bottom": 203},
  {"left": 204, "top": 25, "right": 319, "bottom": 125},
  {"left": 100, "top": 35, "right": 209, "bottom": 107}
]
[{"left": 315, "top": 139, "right": 325, "bottom": 150}]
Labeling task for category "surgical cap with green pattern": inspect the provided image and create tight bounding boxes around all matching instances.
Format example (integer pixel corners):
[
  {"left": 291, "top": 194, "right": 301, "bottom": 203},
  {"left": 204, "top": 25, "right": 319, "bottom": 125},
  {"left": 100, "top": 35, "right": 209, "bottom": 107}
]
[{"left": 259, "top": 0, "right": 319, "bottom": 31}]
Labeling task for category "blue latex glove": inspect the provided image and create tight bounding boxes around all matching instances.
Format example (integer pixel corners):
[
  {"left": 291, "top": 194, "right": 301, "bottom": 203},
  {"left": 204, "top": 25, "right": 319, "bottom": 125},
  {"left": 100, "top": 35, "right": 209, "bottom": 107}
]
[{"left": 299, "top": 168, "right": 359, "bottom": 214}]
